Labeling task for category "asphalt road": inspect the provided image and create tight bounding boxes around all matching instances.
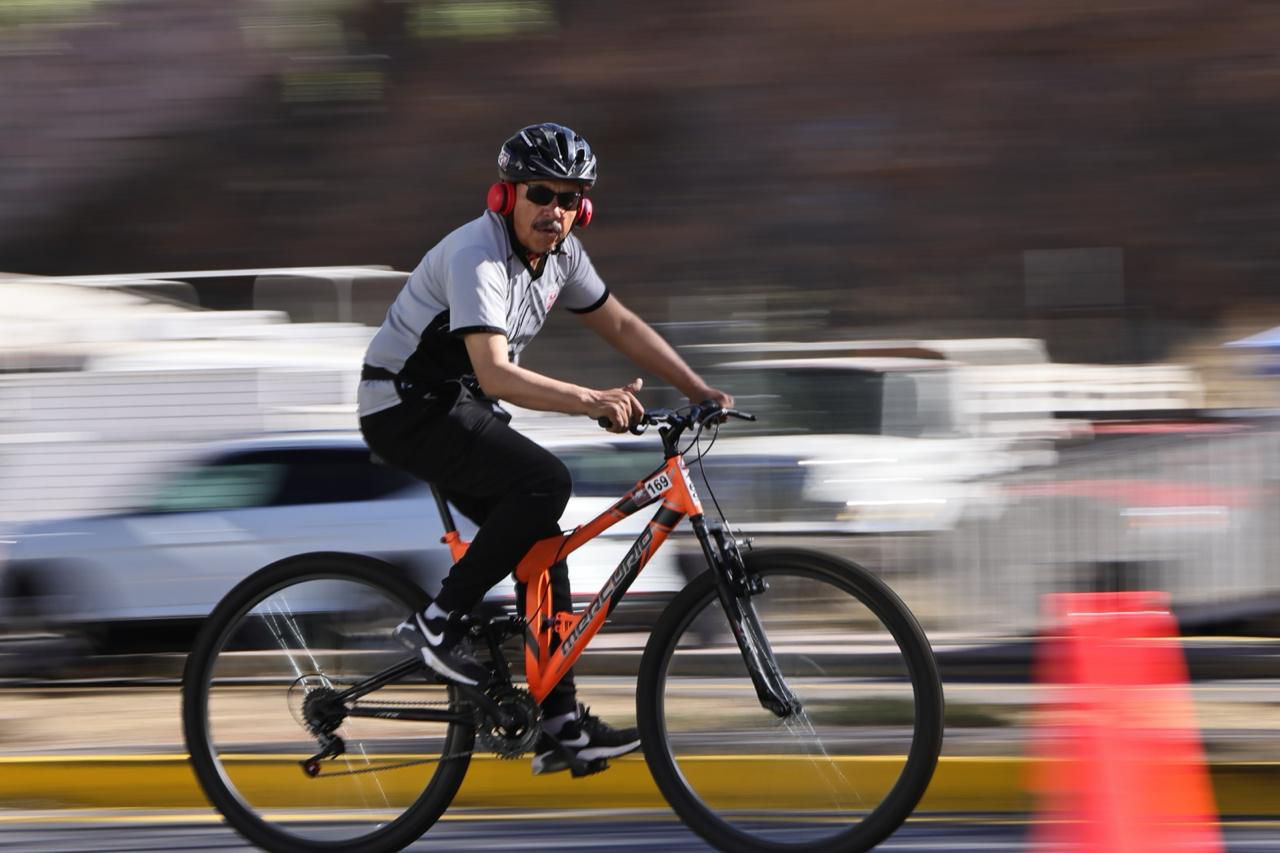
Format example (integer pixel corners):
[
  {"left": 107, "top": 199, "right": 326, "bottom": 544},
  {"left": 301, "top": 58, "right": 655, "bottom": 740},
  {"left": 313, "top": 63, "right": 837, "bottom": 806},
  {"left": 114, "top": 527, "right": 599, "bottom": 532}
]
[{"left": 1, "top": 813, "right": 1278, "bottom": 852}]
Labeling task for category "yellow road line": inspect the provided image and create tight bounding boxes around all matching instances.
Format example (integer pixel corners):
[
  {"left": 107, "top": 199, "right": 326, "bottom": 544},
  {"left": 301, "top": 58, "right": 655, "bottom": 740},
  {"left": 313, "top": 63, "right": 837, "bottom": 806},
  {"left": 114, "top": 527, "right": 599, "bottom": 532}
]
[{"left": 1, "top": 755, "right": 1276, "bottom": 814}]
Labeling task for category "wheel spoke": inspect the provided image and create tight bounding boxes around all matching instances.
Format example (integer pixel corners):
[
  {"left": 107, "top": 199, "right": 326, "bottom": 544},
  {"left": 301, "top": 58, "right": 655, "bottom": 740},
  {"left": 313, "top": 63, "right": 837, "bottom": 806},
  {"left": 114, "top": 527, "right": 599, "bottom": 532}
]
[
  {"left": 638, "top": 549, "right": 942, "bottom": 852},
  {"left": 182, "top": 554, "right": 474, "bottom": 852}
]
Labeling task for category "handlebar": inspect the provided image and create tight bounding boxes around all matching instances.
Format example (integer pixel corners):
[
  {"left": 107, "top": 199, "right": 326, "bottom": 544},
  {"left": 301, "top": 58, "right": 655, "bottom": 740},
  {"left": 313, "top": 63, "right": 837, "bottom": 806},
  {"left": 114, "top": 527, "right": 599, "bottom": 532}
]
[{"left": 597, "top": 402, "right": 756, "bottom": 452}]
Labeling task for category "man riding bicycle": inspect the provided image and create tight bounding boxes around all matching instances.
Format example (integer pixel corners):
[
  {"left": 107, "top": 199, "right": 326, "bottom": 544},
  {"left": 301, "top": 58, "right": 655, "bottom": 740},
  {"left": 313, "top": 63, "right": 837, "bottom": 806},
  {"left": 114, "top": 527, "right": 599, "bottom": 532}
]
[{"left": 358, "top": 122, "right": 732, "bottom": 776}]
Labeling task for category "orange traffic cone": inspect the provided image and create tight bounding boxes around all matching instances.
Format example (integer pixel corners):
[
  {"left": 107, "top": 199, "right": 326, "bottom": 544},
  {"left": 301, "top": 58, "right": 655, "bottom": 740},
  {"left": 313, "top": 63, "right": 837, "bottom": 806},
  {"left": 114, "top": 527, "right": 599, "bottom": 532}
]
[{"left": 1030, "top": 591, "right": 1223, "bottom": 852}]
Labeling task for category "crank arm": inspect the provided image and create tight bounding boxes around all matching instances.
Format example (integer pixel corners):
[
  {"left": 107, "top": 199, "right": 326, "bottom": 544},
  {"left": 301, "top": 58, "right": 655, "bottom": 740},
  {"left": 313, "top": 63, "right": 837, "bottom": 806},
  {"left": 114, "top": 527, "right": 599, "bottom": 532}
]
[{"left": 455, "top": 682, "right": 517, "bottom": 730}]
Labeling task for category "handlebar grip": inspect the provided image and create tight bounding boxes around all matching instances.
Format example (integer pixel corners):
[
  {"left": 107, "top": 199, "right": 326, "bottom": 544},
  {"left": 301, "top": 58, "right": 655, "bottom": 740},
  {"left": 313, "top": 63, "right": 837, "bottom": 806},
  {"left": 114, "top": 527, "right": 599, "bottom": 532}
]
[{"left": 596, "top": 416, "right": 648, "bottom": 436}]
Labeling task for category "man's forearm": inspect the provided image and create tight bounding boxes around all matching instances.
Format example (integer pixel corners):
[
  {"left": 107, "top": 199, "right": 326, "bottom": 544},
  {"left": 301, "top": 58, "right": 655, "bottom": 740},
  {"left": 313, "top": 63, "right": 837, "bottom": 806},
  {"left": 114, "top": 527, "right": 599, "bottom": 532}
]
[
  {"left": 608, "top": 315, "right": 708, "bottom": 399},
  {"left": 477, "top": 362, "right": 594, "bottom": 414}
]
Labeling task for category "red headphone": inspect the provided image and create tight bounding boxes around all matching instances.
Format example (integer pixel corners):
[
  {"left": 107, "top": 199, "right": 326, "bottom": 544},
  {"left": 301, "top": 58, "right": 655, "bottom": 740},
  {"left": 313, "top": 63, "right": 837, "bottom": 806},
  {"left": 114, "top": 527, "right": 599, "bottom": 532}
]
[{"left": 486, "top": 182, "right": 593, "bottom": 229}]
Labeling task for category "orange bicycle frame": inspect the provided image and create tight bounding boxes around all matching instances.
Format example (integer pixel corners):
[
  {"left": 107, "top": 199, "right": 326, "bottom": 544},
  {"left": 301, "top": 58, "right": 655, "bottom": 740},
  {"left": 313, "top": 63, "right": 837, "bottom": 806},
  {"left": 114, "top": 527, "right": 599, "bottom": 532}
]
[{"left": 441, "top": 453, "right": 705, "bottom": 704}]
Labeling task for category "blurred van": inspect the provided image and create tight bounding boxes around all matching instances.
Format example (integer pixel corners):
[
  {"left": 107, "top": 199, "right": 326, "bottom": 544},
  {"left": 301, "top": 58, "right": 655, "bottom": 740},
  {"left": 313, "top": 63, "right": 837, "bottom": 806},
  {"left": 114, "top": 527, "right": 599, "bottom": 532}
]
[{"left": 700, "top": 356, "right": 1020, "bottom": 536}]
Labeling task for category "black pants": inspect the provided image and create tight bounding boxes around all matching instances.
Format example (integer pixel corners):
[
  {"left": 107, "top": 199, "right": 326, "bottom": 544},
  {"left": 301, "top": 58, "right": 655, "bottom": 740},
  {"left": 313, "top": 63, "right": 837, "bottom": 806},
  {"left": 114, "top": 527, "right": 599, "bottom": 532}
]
[{"left": 360, "top": 387, "right": 578, "bottom": 717}]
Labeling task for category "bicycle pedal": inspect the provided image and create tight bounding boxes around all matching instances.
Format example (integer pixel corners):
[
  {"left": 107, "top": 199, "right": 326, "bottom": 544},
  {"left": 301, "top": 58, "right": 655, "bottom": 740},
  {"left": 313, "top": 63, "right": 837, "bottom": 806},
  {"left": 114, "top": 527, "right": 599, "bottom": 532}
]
[{"left": 569, "top": 757, "right": 609, "bottom": 778}]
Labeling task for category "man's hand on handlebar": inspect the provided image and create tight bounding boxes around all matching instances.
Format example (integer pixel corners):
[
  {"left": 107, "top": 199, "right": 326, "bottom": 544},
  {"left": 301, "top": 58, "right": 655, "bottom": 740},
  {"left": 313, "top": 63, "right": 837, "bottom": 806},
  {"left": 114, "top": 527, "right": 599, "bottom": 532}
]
[
  {"left": 591, "top": 379, "right": 750, "bottom": 435},
  {"left": 588, "top": 377, "right": 645, "bottom": 434},
  {"left": 689, "top": 384, "right": 734, "bottom": 410}
]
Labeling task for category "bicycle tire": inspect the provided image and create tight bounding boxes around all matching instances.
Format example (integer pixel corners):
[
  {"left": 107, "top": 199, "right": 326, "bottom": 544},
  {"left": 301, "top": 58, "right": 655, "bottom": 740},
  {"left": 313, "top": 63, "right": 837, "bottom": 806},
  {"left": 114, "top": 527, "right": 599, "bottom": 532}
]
[
  {"left": 182, "top": 552, "right": 474, "bottom": 853},
  {"left": 636, "top": 547, "right": 943, "bottom": 852}
]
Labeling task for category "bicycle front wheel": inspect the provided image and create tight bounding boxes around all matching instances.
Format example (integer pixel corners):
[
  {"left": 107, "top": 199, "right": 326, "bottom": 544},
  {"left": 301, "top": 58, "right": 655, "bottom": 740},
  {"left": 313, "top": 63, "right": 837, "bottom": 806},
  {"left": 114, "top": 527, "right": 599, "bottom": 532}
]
[
  {"left": 182, "top": 552, "right": 474, "bottom": 853},
  {"left": 636, "top": 548, "right": 943, "bottom": 853}
]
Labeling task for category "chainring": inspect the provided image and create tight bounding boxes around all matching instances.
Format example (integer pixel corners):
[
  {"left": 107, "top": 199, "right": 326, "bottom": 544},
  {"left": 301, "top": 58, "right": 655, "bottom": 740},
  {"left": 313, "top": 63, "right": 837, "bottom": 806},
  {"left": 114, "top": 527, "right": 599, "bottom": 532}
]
[{"left": 476, "top": 686, "right": 542, "bottom": 759}]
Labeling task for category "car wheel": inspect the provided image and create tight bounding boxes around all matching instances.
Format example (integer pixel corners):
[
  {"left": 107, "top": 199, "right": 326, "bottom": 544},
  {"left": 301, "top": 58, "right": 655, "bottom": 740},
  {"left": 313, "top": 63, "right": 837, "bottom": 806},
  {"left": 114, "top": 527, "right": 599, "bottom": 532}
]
[{"left": 0, "top": 570, "right": 97, "bottom": 679}]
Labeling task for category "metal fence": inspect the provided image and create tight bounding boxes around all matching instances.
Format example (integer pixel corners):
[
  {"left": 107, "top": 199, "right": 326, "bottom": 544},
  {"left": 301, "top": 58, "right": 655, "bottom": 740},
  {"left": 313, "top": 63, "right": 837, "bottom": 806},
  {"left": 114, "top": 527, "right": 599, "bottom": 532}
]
[
  {"left": 0, "top": 367, "right": 359, "bottom": 522},
  {"left": 936, "top": 421, "right": 1280, "bottom": 634},
  {"left": 3, "top": 364, "right": 1277, "bottom": 637}
]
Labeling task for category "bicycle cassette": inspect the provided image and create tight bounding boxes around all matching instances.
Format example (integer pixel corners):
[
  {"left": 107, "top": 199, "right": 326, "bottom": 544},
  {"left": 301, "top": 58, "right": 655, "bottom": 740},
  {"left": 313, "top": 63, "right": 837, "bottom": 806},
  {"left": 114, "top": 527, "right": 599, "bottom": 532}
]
[{"left": 476, "top": 687, "right": 542, "bottom": 759}]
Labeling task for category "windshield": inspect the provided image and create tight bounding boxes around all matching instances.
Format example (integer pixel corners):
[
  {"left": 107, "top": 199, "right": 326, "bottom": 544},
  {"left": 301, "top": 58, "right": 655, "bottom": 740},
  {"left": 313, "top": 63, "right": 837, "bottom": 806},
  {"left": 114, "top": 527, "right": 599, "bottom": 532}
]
[
  {"left": 554, "top": 444, "right": 661, "bottom": 497},
  {"left": 143, "top": 462, "right": 286, "bottom": 513},
  {"left": 713, "top": 366, "right": 957, "bottom": 438},
  {"left": 136, "top": 448, "right": 420, "bottom": 513}
]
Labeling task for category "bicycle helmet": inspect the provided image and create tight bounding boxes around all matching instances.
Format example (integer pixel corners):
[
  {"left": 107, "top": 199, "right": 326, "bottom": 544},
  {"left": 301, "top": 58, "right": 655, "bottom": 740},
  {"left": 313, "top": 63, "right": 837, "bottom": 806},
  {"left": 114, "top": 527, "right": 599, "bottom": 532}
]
[{"left": 497, "top": 123, "right": 597, "bottom": 187}]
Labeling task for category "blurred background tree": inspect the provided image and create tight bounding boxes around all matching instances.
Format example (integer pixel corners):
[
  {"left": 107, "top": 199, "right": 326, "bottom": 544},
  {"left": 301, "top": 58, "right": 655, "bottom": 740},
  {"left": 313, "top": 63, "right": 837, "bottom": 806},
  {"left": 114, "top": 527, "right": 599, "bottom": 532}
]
[{"left": 4, "top": 0, "right": 1280, "bottom": 369}]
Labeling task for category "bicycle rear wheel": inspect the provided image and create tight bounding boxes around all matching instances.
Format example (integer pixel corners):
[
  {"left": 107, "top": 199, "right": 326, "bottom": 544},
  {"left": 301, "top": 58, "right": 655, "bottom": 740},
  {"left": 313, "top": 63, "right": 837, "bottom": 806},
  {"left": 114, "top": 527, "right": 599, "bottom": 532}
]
[
  {"left": 636, "top": 548, "right": 943, "bottom": 852},
  {"left": 182, "top": 552, "right": 474, "bottom": 853}
]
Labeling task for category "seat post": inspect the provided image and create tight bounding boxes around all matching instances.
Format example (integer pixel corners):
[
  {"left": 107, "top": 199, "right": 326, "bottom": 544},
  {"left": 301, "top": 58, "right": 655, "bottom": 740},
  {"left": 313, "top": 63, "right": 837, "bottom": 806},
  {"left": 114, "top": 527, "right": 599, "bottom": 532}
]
[{"left": 430, "top": 484, "right": 458, "bottom": 534}]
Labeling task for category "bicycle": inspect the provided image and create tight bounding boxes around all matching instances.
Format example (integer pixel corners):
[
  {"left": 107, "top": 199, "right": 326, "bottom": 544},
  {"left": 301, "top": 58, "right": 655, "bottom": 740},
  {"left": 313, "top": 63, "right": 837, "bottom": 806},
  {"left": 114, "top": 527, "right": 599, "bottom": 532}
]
[{"left": 181, "top": 404, "right": 944, "bottom": 853}]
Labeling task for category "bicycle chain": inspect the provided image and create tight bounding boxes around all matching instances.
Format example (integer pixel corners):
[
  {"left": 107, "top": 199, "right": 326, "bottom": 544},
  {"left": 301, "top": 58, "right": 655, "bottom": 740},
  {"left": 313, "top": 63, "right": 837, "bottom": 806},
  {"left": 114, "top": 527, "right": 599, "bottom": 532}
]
[
  {"left": 312, "top": 749, "right": 476, "bottom": 777},
  {"left": 306, "top": 696, "right": 476, "bottom": 778},
  {"left": 354, "top": 697, "right": 453, "bottom": 709}
]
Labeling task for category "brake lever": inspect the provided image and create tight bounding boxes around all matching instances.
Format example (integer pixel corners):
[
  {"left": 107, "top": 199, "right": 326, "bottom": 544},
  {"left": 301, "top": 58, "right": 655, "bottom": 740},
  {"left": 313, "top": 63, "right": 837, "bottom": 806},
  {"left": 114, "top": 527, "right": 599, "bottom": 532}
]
[{"left": 693, "top": 401, "right": 728, "bottom": 426}]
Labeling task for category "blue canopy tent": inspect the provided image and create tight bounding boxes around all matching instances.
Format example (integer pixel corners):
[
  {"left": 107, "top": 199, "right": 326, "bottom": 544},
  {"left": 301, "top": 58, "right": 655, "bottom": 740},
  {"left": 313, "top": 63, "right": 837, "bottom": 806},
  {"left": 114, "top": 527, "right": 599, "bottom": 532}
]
[{"left": 1225, "top": 326, "right": 1280, "bottom": 375}]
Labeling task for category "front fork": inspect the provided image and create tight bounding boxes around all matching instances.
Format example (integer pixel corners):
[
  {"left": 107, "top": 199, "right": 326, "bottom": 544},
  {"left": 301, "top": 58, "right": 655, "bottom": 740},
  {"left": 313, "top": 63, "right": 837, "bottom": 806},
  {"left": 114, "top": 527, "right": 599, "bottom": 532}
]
[{"left": 690, "top": 515, "right": 802, "bottom": 718}]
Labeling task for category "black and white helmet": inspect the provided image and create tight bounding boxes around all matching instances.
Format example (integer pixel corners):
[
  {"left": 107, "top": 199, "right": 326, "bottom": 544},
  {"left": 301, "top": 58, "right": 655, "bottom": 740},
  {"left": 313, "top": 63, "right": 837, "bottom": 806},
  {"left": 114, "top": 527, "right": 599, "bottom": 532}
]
[{"left": 497, "top": 123, "right": 597, "bottom": 187}]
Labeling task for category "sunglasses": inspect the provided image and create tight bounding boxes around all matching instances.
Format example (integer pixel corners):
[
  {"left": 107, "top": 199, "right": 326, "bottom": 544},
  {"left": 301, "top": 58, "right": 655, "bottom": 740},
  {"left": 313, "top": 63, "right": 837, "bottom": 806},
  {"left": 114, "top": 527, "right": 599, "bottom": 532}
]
[{"left": 524, "top": 184, "right": 584, "bottom": 210}]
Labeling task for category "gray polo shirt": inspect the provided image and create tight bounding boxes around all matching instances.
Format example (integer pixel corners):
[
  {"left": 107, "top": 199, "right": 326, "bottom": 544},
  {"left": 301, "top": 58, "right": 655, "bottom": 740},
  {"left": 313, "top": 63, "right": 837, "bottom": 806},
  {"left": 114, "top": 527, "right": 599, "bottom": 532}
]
[{"left": 359, "top": 210, "right": 609, "bottom": 416}]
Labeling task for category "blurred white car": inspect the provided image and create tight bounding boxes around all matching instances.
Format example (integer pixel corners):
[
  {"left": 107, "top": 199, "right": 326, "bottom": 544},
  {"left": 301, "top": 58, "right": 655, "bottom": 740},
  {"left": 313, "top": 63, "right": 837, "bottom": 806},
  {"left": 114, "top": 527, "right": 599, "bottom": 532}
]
[
  {"left": 702, "top": 356, "right": 1020, "bottom": 534},
  {"left": 0, "top": 432, "right": 689, "bottom": 667}
]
